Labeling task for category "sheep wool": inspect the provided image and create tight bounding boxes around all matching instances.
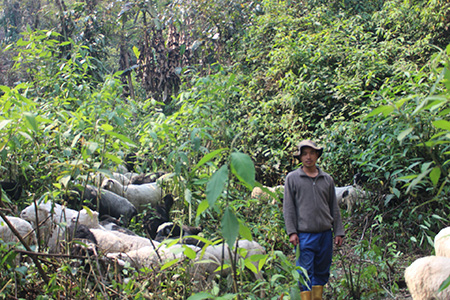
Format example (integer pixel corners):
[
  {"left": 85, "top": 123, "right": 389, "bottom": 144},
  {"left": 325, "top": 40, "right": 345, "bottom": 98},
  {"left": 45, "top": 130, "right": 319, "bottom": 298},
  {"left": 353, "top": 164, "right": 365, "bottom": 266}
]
[
  {"left": 101, "top": 178, "right": 162, "bottom": 212},
  {"left": 90, "top": 228, "right": 152, "bottom": 253},
  {"left": 405, "top": 256, "right": 450, "bottom": 300},
  {"left": 106, "top": 243, "right": 196, "bottom": 269},
  {"left": 0, "top": 216, "right": 36, "bottom": 246},
  {"left": 434, "top": 226, "right": 450, "bottom": 258}
]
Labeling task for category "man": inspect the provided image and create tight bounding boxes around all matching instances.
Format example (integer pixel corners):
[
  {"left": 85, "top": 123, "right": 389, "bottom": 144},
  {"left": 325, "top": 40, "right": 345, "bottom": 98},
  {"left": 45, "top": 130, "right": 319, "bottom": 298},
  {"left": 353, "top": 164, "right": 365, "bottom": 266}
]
[{"left": 283, "top": 140, "right": 345, "bottom": 300}]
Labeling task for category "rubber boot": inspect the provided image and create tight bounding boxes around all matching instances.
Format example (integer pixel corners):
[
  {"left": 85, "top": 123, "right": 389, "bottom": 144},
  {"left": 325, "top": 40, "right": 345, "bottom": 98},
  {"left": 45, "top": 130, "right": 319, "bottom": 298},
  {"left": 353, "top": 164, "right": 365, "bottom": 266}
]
[
  {"left": 311, "top": 285, "right": 323, "bottom": 300},
  {"left": 300, "top": 291, "right": 311, "bottom": 300}
]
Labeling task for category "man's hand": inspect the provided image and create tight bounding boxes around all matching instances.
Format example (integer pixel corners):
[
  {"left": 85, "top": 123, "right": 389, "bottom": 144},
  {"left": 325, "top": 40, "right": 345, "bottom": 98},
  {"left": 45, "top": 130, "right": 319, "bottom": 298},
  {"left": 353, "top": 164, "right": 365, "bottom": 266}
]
[
  {"left": 289, "top": 233, "right": 299, "bottom": 246},
  {"left": 334, "top": 236, "right": 344, "bottom": 247}
]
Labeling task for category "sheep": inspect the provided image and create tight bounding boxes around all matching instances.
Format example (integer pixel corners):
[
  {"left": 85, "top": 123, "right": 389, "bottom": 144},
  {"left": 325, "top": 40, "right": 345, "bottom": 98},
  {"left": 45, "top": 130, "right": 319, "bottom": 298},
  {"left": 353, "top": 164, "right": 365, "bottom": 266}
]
[
  {"left": 142, "top": 194, "right": 174, "bottom": 239},
  {"left": 20, "top": 201, "right": 104, "bottom": 253},
  {"left": 67, "top": 223, "right": 99, "bottom": 257},
  {"left": 80, "top": 185, "right": 138, "bottom": 225},
  {"left": 106, "top": 242, "right": 194, "bottom": 270},
  {"left": 251, "top": 185, "right": 284, "bottom": 204},
  {"left": 101, "top": 178, "right": 163, "bottom": 213},
  {"left": 201, "top": 239, "right": 266, "bottom": 281},
  {"left": 106, "top": 239, "right": 266, "bottom": 291},
  {"left": 155, "top": 222, "right": 204, "bottom": 248},
  {"left": 434, "top": 226, "right": 450, "bottom": 258},
  {"left": 404, "top": 256, "right": 450, "bottom": 300},
  {"left": 129, "top": 172, "right": 166, "bottom": 185},
  {"left": 99, "top": 215, "right": 137, "bottom": 236},
  {"left": 335, "top": 185, "right": 367, "bottom": 213},
  {"left": 88, "top": 172, "right": 136, "bottom": 187},
  {"left": 0, "top": 216, "right": 36, "bottom": 246},
  {"left": 86, "top": 228, "right": 154, "bottom": 254}
]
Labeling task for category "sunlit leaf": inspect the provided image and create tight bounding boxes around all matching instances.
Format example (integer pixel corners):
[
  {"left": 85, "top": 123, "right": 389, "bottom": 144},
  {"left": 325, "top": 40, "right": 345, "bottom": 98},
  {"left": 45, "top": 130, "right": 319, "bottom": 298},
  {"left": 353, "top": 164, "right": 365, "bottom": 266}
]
[
  {"left": 0, "top": 120, "right": 11, "bottom": 131},
  {"left": 397, "top": 127, "right": 414, "bottom": 142},
  {"left": 59, "top": 175, "right": 71, "bottom": 188},
  {"left": 183, "top": 245, "right": 197, "bottom": 260},
  {"left": 196, "top": 200, "right": 209, "bottom": 219},
  {"left": 132, "top": 46, "right": 140, "bottom": 60},
  {"left": 430, "top": 166, "right": 441, "bottom": 186},
  {"left": 187, "top": 292, "right": 212, "bottom": 300},
  {"left": 160, "top": 258, "right": 179, "bottom": 271},
  {"left": 433, "top": 120, "right": 450, "bottom": 131},
  {"left": 101, "top": 124, "right": 114, "bottom": 131}
]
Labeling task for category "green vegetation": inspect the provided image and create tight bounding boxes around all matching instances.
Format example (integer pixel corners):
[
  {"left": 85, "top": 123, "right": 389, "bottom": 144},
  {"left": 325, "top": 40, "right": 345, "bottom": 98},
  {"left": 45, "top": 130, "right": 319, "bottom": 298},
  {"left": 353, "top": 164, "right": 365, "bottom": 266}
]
[{"left": 0, "top": 0, "right": 449, "bottom": 298}]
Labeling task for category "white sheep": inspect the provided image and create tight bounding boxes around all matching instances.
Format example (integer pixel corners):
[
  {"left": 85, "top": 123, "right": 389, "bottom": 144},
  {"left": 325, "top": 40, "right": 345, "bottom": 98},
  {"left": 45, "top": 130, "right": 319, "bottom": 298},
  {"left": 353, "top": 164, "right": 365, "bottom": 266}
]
[
  {"left": 106, "top": 242, "right": 199, "bottom": 270},
  {"left": 20, "top": 201, "right": 102, "bottom": 253},
  {"left": 20, "top": 201, "right": 80, "bottom": 252},
  {"left": 200, "top": 239, "right": 266, "bottom": 281},
  {"left": 106, "top": 239, "right": 266, "bottom": 281},
  {"left": 434, "top": 227, "right": 450, "bottom": 258},
  {"left": 89, "top": 228, "right": 153, "bottom": 253},
  {"left": 251, "top": 185, "right": 284, "bottom": 205},
  {"left": 335, "top": 185, "right": 367, "bottom": 213},
  {"left": 101, "top": 178, "right": 162, "bottom": 212},
  {"left": 404, "top": 256, "right": 450, "bottom": 300},
  {"left": 0, "top": 216, "right": 36, "bottom": 246},
  {"left": 89, "top": 172, "right": 138, "bottom": 187}
]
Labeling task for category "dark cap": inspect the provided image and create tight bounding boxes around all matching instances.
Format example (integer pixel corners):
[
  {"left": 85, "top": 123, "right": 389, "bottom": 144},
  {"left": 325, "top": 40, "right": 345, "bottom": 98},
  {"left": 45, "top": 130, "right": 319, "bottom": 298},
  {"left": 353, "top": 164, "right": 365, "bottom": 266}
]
[{"left": 293, "top": 140, "right": 323, "bottom": 158}]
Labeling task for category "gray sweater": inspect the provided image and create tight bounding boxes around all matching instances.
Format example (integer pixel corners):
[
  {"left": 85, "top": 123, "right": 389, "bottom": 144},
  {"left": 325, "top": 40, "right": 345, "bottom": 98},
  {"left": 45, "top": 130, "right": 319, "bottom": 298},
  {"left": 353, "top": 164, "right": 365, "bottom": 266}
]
[{"left": 283, "top": 166, "right": 345, "bottom": 237}]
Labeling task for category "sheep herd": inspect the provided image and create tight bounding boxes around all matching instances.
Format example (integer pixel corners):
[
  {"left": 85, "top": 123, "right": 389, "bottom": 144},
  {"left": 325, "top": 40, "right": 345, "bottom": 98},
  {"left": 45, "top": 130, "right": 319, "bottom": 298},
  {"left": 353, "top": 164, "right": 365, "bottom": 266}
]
[
  {"left": 3, "top": 169, "right": 449, "bottom": 298},
  {"left": 0, "top": 169, "right": 266, "bottom": 289}
]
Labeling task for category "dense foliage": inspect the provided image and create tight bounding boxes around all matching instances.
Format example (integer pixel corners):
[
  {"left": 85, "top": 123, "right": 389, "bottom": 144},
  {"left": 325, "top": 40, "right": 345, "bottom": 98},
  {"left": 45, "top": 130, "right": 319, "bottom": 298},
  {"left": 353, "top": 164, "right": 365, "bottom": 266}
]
[{"left": 0, "top": 0, "right": 450, "bottom": 298}]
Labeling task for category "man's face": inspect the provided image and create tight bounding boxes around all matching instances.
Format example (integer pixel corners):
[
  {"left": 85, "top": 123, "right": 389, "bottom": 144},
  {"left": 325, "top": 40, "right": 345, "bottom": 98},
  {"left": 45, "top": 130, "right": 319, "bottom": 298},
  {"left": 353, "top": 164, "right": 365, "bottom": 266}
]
[{"left": 300, "top": 147, "right": 319, "bottom": 167}]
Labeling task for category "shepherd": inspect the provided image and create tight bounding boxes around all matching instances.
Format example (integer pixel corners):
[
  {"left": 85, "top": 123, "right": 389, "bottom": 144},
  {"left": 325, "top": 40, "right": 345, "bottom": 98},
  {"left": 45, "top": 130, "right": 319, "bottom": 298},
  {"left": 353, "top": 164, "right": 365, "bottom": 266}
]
[{"left": 283, "top": 139, "right": 345, "bottom": 300}]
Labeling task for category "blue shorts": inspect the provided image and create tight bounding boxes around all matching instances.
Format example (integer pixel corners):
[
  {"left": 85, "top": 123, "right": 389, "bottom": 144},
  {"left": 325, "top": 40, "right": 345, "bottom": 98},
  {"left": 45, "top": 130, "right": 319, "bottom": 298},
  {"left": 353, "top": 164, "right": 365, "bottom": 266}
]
[{"left": 296, "top": 230, "right": 333, "bottom": 291}]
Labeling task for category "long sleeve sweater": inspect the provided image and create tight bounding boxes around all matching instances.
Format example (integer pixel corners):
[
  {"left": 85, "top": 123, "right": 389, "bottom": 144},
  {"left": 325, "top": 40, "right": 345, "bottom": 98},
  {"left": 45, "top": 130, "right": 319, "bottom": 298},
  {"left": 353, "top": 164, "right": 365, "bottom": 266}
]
[{"left": 283, "top": 166, "right": 345, "bottom": 237}]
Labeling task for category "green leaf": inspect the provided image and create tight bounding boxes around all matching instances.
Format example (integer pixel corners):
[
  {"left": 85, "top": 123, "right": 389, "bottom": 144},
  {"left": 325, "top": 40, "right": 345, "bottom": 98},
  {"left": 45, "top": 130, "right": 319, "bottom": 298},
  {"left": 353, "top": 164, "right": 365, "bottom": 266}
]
[
  {"left": 430, "top": 166, "right": 441, "bottom": 186},
  {"left": 24, "top": 112, "right": 38, "bottom": 132},
  {"left": 132, "top": 46, "right": 141, "bottom": 60},
  {"left": 206, "top": 165, "right": 228, "bottom": 207},
  {"left": 433, "top": 120, "right": 450, "bottom": 132},
  {"left": 397, "top": 127, "right": 414, "bottom": 142},
  {"left": 187, "top": 292, "right": 212, "bottom": 300},
  {"left": 103, "top": 153, "right": 122, "bottom": 164},
  {"left": 183, "top": 245, "right": 197, "bottom": 260},
  {"left": 365, "top": 105, "right": 394, "bottom": 118},
  {"left": 59, "top": 175, "right": 71, "bottom": 188},
  {"left": 222, "top": 207, "right": 239, "bottom": 249},
  {"left": 439, "top": 275, "right": 450, "bottom": 292},
  {"left": 160, "top": 258, "right": 180, "bottom": 271},
  {"left": 193, "top": 148, "right": 228, "bottom": 171},
  {"left": 238, "top": 220, "right": 253, "bottom": 241},
  {"left": 443, "top": 67, "right": 450, "bottom": 92},
  {"left": 196, "top": 200, "right": 209, "bottom": 219},
  {"left": 100, "top": 124, "right": 114, "bottom": 131},
  {"left": 230, "top": 152, "right": 255, "bottom": 189},
  {"left": 104, "top": 131, "right": 137, "bottom": 146},
  {"left": 0, "top": 120, "right": 11, "bottom": 131}
]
